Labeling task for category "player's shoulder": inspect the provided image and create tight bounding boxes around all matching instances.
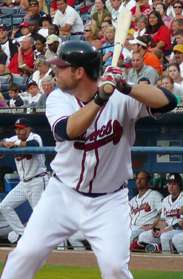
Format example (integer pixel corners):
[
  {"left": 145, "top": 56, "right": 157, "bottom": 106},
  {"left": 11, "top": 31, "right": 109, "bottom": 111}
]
[
  {"left": 162, "top": 194, "right": 170, "bottom": 203},
  {"left": 149, "top": 189, "right": 163, "bottom": 198},
  {"left": 47, "top": 87, "right": 73, "bottom": 102}
]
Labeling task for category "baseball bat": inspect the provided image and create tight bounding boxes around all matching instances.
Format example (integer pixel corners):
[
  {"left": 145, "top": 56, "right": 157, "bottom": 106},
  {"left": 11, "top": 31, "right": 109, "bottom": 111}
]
[{"left": 103, "top": 7, "right": 132, "bottom": 94}]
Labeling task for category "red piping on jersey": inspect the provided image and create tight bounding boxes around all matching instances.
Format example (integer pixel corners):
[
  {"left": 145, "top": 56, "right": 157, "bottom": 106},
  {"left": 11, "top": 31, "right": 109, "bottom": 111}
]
[
  {"left": 76, "top": 151, "right": 86, "bottom": 191},
  {"left": 88, "top": 107, "right": 104, "bottom": 193}
]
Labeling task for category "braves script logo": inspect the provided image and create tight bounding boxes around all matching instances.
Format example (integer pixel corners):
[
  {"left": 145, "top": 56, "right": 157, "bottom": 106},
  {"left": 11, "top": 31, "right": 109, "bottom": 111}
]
[
  {"left": 132, "top": 203, "right": 151, "bottom": 214},
  {"left": 164, "top": 208, "right": 180, "bottom": 218},
  {"left": 74, "top": 120, "right": 123, "bottom": 151}
]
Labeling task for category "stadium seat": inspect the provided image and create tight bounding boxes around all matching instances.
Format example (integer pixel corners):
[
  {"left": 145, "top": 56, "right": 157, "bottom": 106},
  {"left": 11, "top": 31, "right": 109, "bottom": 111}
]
[{"left": 12, "top": 75, "right": 28, "bottom": 92}]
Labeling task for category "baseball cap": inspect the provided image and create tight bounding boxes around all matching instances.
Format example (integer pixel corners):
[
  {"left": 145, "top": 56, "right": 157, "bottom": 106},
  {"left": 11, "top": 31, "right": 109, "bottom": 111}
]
[
  {"left": 27, "top": 80, "right": 38, "bottom": 89},
  {"left": 173, "top": 44, "right": 183, "bottom": 53},
  {"left": 46, "top": 34, "right": 59, "bottom": 45},
  {"left": 20, "top": 22, "right": 31, "bottom": 28},
  {"left": 0, "top": 24, "right": 8, "bottom": 31},
  {"left": 129, "top": 38, "right": 147, "bottom": 47},
  {"left": 15, "top": 118, "right": 31, "bottom": 129}
]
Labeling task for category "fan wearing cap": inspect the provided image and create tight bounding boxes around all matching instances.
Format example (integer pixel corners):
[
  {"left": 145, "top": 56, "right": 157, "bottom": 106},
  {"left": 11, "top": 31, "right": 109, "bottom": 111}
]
[
  {"left": 129, "top": 35, "right": 163, "bottom": 75},
  {"left": 12, "top": 22, "right": 32, "bottom": 44},
  {"left": 45, "top": 34, "right": 60, "bottom": 61},
  {"left": 173, "top": 44, "right": 183, "bottom": 77},
  {"left": 0, "top": 118, "right": 49, "bottom": 243}
]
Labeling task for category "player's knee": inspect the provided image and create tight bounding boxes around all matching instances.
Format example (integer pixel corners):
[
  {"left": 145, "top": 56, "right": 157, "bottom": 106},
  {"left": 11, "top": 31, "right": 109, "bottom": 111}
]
[
  {"left": 172, "top": 234, "right": 182, "bottom": 252},
  {"left": 14, "top": 242, "right": 46, "bottom": 262}
]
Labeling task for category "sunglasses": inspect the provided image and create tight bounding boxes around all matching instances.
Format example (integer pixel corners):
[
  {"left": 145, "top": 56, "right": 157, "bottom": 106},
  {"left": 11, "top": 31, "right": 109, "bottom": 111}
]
[
  {"left": 174, "top": 5, "right": 182, "bottom": 8},
  {"left": 84, "top": 29, "right": 91, "bottom": 32}
]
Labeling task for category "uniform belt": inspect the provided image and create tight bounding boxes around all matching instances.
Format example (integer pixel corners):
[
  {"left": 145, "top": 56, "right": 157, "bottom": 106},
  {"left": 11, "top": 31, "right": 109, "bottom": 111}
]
[
  {"left": 53, "top": 173, "right": 127, "bottom": 198},
  {"left": 71, "top": 32, "right": 84, "bottom": 35},
  {"left": 23, "top": 172, "right": 47, "bottom": 182}
]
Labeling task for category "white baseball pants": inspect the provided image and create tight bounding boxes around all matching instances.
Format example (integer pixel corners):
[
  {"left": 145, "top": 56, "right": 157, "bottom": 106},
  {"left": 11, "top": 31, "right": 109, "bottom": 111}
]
[
  {"left": 0, "top": 175, "right": 48, "bottom": 235},
  {"left": 1, "top": 177, "right": 133, "bottom": 279}
]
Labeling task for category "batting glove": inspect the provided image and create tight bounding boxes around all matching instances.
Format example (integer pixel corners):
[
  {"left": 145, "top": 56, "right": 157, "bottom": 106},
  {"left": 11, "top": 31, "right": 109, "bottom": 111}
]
[{"left": 104, "top": 66, "right": 132, "bottom": 95}]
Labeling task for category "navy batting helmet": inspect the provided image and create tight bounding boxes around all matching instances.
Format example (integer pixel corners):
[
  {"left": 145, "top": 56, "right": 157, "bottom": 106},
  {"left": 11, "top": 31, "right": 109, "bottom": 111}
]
[{"left": 48, "top": 40, "right": 101, "bottom": 80}]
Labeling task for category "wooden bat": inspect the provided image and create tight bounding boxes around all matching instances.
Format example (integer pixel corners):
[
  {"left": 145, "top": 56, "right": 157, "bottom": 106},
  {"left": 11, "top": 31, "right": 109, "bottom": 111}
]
[{"left": 103, "top": 7, "right": 132, "bottom": 94}]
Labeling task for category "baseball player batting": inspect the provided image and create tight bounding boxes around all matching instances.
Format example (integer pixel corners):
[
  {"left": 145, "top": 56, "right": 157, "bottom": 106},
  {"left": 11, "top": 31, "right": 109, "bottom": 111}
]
[
  {"left": 0, "top": 41, "right": 177, "bottom": 279},
  {"left": 0, "top": 118, "right": 49, "bottom": 243}
]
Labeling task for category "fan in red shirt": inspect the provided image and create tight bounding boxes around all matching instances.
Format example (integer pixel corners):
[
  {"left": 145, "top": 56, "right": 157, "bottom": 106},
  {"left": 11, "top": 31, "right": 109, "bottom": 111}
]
[
  {"left": 8, "top": 36, "right": 34, "bottom": 75},
  {"left": 146, "top": 10, "right": 171, "bottom": 55}
]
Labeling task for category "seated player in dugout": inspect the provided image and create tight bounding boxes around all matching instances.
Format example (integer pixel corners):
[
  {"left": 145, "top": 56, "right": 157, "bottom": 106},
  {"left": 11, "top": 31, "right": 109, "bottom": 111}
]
[
  {"left": 130, "top": 171, "right": 163, "bottom": 251},
  {"left": 0, "top": 41, "right": 177, "bottom": 279}
]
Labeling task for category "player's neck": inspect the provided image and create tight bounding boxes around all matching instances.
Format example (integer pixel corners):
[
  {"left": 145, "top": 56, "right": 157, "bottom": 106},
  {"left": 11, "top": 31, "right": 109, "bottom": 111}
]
[
  {"left": 73, "top": 81, "right": 98, "bottom": 102},
  {"left": 138, "top": 188, "right": 149, "bottom": 197}
]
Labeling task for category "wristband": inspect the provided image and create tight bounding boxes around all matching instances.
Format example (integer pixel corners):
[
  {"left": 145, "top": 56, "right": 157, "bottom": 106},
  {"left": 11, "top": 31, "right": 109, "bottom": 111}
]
[{"left": 94, "top": 91, "right": 110, "bottom": 107}]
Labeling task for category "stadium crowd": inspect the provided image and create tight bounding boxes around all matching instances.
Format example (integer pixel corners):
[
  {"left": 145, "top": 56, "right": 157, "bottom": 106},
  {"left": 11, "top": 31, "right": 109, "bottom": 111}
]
[
  {"left": 0, "top": 0, "right": 182, "bottom": 108},
  {"left": 0, "top": 0, "right": 182, "bottom": 254}
]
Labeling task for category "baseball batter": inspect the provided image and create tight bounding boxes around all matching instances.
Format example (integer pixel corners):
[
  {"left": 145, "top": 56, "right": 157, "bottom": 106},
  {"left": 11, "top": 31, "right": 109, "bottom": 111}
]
[
  {"left": 138, "top": 173, "right": 183, "bottom": 253},
  {"left": 0, "top": 41, "right": 177, "bottom": 279},
  {"left": 130, "top": 171, "right": 163, "bottom": 243},
  {"left": 0, "top": 118, "right": 49, "bottom": 241}
]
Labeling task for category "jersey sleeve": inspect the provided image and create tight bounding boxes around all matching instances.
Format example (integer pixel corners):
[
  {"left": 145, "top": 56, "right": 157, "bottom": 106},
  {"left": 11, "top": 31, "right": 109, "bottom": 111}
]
[{"left": 46, "top": 89, "right": 76, "bottom": 135}]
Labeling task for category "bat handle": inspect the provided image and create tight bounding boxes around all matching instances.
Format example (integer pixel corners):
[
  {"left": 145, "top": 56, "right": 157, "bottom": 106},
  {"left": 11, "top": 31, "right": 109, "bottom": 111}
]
[{"left": 103, "top": 84, "right": 115, "bottom": 94}]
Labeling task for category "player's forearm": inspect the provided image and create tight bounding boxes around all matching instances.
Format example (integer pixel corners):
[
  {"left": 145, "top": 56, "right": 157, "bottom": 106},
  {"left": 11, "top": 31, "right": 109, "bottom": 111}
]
[
  {"left": 130, "top": 84, "right": 175, "bottom": 109},
  {"left": 67, "top": 101, "right": 101, "bottom": 139}
]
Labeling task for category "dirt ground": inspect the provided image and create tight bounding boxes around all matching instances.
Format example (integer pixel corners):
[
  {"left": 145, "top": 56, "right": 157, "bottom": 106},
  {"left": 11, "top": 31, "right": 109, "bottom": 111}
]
[{"left": 0, "top": 248, "right": 183, "bottom": 272}]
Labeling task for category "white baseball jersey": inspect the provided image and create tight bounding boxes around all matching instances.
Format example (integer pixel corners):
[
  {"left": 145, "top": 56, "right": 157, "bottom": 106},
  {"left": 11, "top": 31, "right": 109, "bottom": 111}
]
[
  {"left": 130, "top": 189, "right": 163, "bottom": 226},
  {"left": 4, "top": 132, "right": 46, "bottom": 181},
  {"left": 46, "top": 88, "right": 151, "bottom": 194},
  {"left": 161, "top": 192, "right": 183, "bottom": 226}
]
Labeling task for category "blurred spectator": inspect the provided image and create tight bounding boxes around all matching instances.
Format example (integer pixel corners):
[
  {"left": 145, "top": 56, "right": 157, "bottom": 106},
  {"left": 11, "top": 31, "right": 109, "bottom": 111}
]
[
  {"left": 8, "top": 36, "right": 34, "bottom": 75},
  {"left": 131, "top": 0, "right": 151, "bottom": 19},
  {"left": 34, "top": 34, "right": 46, "bottom": 59},
  {"left": 129, "top": 35, "right": 163, "bottom": 75},
  {"left": 53, "top": 0, "right": 84, "bottom": 39},
  {"left": 173, "top": 1, "right": 183, "bottom": 20},
  {"left": 8, "top": 84, "right": 24, "bottom": 108},
  {"left": 32, "top": 56, "right": 53, "bottom": 92},
  {"left": 166, "top": 63, "right": 183, "bottom": 86},
  {"left": 12, "top": 22, "right": 32, "bottom": 44},
  {"left": 130, "top": 171, "right": 163, "bottom": 250},
  {"left": 173, "top": 44, "right": 183, "bottom": 76},
  {"left": 174, "top": 30, "right": 183, "bottom": 45},
  {"left": 45, "top": 34, "right": 60, "bottom": 60},
  {"left": 83, "top": 23, "right": 102, "bottom": 49},
  {"left": 127, "top": 52, "right": 159, "bottom": 85},
  {"left": 161, "top": 75, "right": 183, "bottom": 104},
  {"left": 0, "top": 24, "right": 18, "bottom": 65},
  {"left": 91, "top": 0, "right": 111, "bottom": 38},
  {"left": 98, "top": 20, "right": 112, "bottom": 43},
  {"left": 0, "top": 46, "right": 8, "bottom": 65},
  {"left": 38, "top": 14, "right": 52, "bottom": 38},
  {"left": 155, "top": 3, "right": 173, "bottom": 29},
  {"left": 146, "top": 11, "right": 171, "bottom": 55},
  {"left": 37, "top": 76, "right": 55, "bottom": 108},
  {"left": 110, "top": 0, "right": 122, "bottom": 28},
  {"left": 48, "top": 24, "right": 60, "bottom": 36},
  {"left": 133, "top": 15, "right": 148, "bottom": 38},
  {"left": 26, "top": 80, "right": 42, "bottom": 107},
  {"left": 0, "top": 92, "right": 8, "bottom": 108},
  {"left": 25, "top": 0, "right": 46, "bottom": 23}
]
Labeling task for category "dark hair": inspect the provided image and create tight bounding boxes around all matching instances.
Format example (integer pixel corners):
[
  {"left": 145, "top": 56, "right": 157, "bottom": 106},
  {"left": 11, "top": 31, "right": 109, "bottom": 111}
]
[
  {"left": 156, "top": 2, "right": 167, "bottom": 12},
  {"left": 167, "top": 173, "right": 183, "bottom": 189},
  {"left": 136, "top": 171, "right": 151, "bottom": 182},
  {"left": 9, "top": 83, "right": 19, "bottom": 92},
  {"left": 138, "top": 77, "right": 151, "bottom": 84},
  {"left": 35, "top": 33, "right": 46, "bottom": 44},
  {"left": 167, "top": 63, "right": 181, "bottom": 73},
  {"left": 147, "top": 11, "right": 164, "bottom": 34}
]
